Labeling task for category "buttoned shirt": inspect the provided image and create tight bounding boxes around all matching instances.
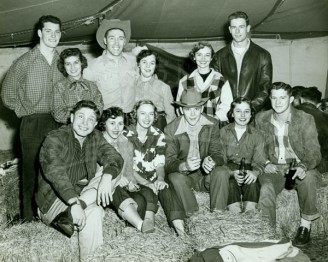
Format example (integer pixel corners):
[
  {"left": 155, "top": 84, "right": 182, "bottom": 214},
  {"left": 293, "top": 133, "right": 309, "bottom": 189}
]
[
  {"left": 83, "top": 51, "right": 138, "bottom": 112},
  {"left": 135, "top": 75, "right": 176, "bottom": 123},
  {"left": 217, "top": 123, "right": 266, "bottom": 174},
  {"left": 270, "top": 114, "right": 300, "bottom": 164},
  {"left": 174, "top": 115, "right": 213, "bottom": 160},
  {"left": 52, "top": 76, "right": 104, "bottom": 124},
  {"left": 1, "top": 45, "right": 63, "bottom": 117}
]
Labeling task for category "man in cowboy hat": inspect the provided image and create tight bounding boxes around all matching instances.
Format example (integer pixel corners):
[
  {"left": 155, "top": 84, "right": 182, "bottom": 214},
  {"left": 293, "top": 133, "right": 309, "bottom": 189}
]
[
  {"left": 164, "top": 89, "right": 229, "bottom": 217},
  {"left": 84, "top": 19, "right": 138, "bottom": 125}
]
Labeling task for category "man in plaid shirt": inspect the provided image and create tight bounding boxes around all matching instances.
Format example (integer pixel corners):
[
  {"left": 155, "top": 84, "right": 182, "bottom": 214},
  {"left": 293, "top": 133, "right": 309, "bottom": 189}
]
[
  {"left": 1, "top": 15, "right": 63, "bottom": 221},
  {"left": 256, "top": 82, "right": 321, "bottom": 247}
]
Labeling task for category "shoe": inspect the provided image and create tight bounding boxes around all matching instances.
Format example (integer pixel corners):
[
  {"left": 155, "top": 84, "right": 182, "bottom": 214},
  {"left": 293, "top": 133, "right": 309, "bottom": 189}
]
[
  {"left": 51, "top": 209, "right": 74, "bottom": 238},
  {"left": 141, "top": 218, "right": 155, "bottom": 233},
  {"left": 293, "top": 226, "right": 311, "bottom": 246}
]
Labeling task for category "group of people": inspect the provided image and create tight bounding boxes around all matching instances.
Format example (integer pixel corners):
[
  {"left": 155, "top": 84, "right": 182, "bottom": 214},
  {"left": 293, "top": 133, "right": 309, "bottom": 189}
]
[{"left": 1, "top": 11, "right": 326, "bottom": 259}]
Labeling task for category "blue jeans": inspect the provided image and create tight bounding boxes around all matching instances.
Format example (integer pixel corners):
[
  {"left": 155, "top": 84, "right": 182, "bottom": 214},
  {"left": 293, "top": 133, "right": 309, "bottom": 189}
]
[
  {"left": 258, "top": 164, "right": 321, "bottom": 225},
  {"left": 168, "top": 166, "right": 230, "bottom": 216}
]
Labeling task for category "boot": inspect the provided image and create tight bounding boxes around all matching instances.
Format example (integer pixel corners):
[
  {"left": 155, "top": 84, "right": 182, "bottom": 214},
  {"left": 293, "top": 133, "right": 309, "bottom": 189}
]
[{"left": 227, "top": 202, "right": 242, "bottom": 213}]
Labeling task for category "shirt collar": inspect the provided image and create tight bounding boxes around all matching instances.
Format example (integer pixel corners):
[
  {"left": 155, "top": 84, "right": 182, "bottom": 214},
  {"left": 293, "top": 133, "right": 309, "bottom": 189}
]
[
  {"left": 137, "top": 74, "right": 158, "bottom": 86},
  {"left": 175, "top": 115, "right": 213, "bottom": 135},
  {"left": 102, "top": 50, "right": 128, "bottom": 63},
  {"left": 271, "top": 112, "right": 292, "bottom": 126},
  {"left": 231, "top": 39, "right": 250, "bottom": 55}
]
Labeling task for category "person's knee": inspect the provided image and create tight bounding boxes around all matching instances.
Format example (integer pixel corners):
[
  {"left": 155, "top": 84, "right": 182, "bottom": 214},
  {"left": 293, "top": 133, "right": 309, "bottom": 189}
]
[
  {"left": 168, "top": 172, "right": 186, "bottom": 186},
  {"left": 211, "top": 166, "right": 230, "bottom": 183}
]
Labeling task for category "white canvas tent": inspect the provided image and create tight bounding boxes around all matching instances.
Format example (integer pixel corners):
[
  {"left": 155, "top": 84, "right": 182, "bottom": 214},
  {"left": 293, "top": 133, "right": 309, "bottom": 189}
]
[{"left": 0, "top": 0, "right": 328, "bottom": 150}]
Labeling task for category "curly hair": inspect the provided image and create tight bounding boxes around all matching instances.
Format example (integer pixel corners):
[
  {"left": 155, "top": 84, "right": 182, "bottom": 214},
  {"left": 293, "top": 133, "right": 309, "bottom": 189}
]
[
  {"left": 227, "top": 97, "right": 255, "bottom": 123},
  {"left": 97, "top": 107, "right": 124, "bottom": 131},
  {"left": 72, "top": 100, "right": 100, "bottom": 120},
  {"left": 57, "top": 48, "right": 88, "bottom": 77},
  {"left": 136, "top": 49, "right": 159, "bottom": 75},
  {"left": 189, "top": 41, "right": 214, "bottom": 61},
  {"left": 131, "top": 100, "right": 158, "bottom": 125}
]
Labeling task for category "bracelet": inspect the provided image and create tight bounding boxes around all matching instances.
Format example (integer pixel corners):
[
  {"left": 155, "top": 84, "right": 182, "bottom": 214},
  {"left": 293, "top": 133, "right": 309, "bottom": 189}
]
[
  {"left": 264, "top": 161, "right": 271, "bottom": 167},
  {"left": 70, "top": 199, "right": 80, "bottom": 206}
]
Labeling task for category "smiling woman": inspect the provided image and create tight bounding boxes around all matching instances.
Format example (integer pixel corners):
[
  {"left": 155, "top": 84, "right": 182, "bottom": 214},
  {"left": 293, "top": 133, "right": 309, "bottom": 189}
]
[
  {"left": 51, "top": 48, "right": 104, "bottom": 124},
  {"left": 176, "top": 41, "right": 233, "bottom": 126}
]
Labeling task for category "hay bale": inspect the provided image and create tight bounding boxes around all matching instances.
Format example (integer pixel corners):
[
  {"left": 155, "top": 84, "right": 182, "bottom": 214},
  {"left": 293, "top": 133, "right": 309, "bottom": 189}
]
[
  {"left": 188, "top": 192, "right": 276, "bottom": 251},
  {"left": 276, "top": 175, "right": 328, "bottom": 238},
  {"left": 0, "top": 169, "right": 20, "bottom": 226},
  {"left": 0, "top": 221, "right": 79, "bottom": 262}
]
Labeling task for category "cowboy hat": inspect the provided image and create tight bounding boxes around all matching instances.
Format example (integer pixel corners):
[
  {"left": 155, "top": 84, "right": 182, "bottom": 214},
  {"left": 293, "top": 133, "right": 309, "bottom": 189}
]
[
  {"left": 174, "top": 89, "right": 209, "bottom": 108},
  {"left": 96, "top": 19, "right": 131, "bottom": 49}
]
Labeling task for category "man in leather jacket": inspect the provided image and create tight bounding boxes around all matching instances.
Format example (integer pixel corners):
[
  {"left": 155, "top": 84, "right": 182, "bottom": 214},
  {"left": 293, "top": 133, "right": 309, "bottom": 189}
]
[{"left": 211, "top": 11, "right": 273, "bottom": 112}]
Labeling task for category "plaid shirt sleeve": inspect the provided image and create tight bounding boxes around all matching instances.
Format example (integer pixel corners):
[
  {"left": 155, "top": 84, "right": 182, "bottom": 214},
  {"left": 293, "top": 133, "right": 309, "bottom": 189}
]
[{"left": 1, "top": 55, "right": 28, "bottom": 111}]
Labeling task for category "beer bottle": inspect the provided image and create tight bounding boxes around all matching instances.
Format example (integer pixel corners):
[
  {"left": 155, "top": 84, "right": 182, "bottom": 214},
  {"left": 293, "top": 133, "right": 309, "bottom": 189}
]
[
  {"left": 285, "top": 158, "right": 297, "bottom": 190},
  {"left": 239, "top": 157, "right": 247, "bottom": 186}
]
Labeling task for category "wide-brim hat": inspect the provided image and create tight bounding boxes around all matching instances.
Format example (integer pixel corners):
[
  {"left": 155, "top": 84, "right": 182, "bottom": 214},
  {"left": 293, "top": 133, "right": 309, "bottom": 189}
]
[
  {"left": 96, "top": 19, "right": 131, "bottom": 49},
  {"left": 174, "top": 89, "right": 209, "bottom": 108}
]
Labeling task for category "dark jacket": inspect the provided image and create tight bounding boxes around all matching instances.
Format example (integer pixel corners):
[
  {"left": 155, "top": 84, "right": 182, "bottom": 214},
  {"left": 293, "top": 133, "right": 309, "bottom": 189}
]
[
  {"left": 255, "top": 107, "right": 321, "bottom": 170},
  {"left": 36, "top": 124, "right": 124, "bottom": 213},
  {"left": 164, "top": 114, "right": 223, "bottom": 174},
  {"left": 297, "top": 103, "right": 328, "bottom": 173},
  {"left": 211, "top": 41, "right": 272, "bottom": 112}
]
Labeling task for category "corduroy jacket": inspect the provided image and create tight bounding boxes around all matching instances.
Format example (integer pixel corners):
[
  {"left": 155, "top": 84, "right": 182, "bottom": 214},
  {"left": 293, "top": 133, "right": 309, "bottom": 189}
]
[
  {"left": 164, "top": 114, "right": 223, "bottom": 174},
  {"left": 255, "top": 107, "right": 321, "bottom": 170},
  {"left": 36, "top": 124, "right": 123, "bottom": 213}
]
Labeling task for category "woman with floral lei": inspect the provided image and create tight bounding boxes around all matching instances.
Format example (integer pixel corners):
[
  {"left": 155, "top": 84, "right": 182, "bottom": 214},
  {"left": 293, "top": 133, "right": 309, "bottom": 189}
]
[{"left": 125, "top": 100, "right": 186, "bottom": 235}]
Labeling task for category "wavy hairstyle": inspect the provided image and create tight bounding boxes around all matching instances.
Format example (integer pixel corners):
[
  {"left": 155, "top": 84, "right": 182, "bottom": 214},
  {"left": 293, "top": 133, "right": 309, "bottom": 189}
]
[
  {"left": 189, "top": 41, "right": 214, "bottom": 61},
  {"left": 131, "top": 100, "right": 158, "bottom": 125},
  {"left": 97, "top": 107, "right": 124, "bottom": 131},
  {"left": 71, "top": 100, "right": 101, "bottom": 120},
  {"left": 57, "top": 48, "right": 88, "bottom": 77},
  {"left": 227, "top": 97, "right": 255, "bottom": 123}
]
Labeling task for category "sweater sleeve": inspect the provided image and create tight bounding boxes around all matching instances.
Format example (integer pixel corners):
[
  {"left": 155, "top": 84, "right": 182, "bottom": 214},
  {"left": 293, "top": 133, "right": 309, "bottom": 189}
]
[{"left": 216, "top": 80, "right": 233, "bottom": 121}]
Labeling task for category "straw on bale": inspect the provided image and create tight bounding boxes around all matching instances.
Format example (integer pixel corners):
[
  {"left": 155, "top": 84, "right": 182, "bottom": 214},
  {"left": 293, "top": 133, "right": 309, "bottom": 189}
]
[
  {"left": 187, "top": 192, "right": 276, "bottom": 251},
  {"left": 276, "top": 174, "right": 328, "bottom": 238},
  {"left": 0, "top": 192, "right": 279, "bottom": 261},
  {"left": 0, "top": 169, "right": 20, "bottom": 228}
]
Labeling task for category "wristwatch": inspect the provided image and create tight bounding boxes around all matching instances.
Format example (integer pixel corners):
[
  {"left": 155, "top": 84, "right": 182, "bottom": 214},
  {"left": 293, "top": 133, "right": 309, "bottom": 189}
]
[{"left": 70, "top": 199, "right": 80, "bottom": 207}]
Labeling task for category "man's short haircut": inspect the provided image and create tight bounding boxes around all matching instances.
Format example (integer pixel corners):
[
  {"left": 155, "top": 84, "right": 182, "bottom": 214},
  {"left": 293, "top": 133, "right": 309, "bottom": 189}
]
[
  {"left": 271, "top": 82, "right": 293, "bottom": 96},
  {"left": 319, "top": 98, "right": 328, "bottom": 112},
  {"left": 37, "top": 15, "right": 62, "bottom": 31},
  {"left": 71, "top": 100, "right": 100, "bottom": 120},
  {"left": 131, "top": 100, "right": 158, "bottom": 124},
  {"left": 105, "top": 28, "right": 125, "bottom": 38},
  {"left": 291, "top": 85, "right": 305, "bottom": 99},
  {"left": 227, "top": 97, "right": 255, "bottom": 123},
  {"left": 301, "top": 87, "right": 322, "bottom": 104},
  {"left": 58, "top": 48, "right": 88, "bottom": 77},
  {"left": 97, "top": 107, "right": 124, "bottom": 131},
  {"left": 189, "top": 41, "right": 215, "bottom": 61},
  {"left": 228, "top": 11, "right": 249, "bottom": 26}
]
